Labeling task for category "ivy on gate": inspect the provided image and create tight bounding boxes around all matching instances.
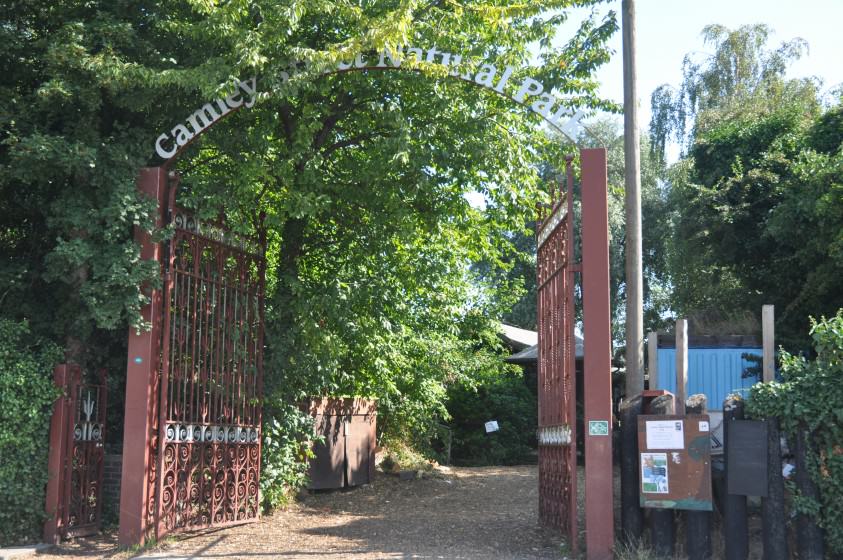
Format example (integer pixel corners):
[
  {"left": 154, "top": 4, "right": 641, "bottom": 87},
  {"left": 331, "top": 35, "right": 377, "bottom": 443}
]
[{"left": 747, "top": 310, "right": 843, "bottom": 553}]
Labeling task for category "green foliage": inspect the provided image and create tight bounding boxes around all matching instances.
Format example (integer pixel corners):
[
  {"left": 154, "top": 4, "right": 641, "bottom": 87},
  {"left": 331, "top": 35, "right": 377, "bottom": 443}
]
[
  {"left": 747, "top": 311, "right": 843, "bottom": 553},
  {"left": 0, "top": 1, "right": 207, "bottom": 347},
  {"left": 259, "top": 403, "right": 317, "bottom": 510},
  {"left": 578, "top": 119, "right": 672, "bottom": 347},
  {"left": 650, "top": 23, "right": 810, "bottom": 161},
  {"left": 649, "top": 24, "right": 842, "bottom": 349},
  {"left": 0, "top": 319, "right": 62, "bottom": 546},
  {"left": 445, "top": 353, "right": 536, "bottom": 466},
  {"left": 2, "top": 0, "right": 618, "bottom": 503},
  {"left": 176, "top": 0, "right": 619, "bottom": 466},
  {"left": 379, "top": 442, "right": 433, "bottom": 473},
  {"left": 805, "top": 104, "right": 843, "bottom": 154},
  {"left": 663, "top": 101, "right": 842, "bottom": 347}
]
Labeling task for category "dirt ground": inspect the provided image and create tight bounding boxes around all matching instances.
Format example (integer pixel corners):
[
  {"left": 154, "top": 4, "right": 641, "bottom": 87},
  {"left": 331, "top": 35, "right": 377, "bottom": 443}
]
[{"left": 33, "top": 465, "right": 571, "bottom": 560}]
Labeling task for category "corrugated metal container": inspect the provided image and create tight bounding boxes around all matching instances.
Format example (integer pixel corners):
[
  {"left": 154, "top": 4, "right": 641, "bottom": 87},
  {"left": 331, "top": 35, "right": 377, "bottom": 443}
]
[{"left": 655, "top": 347, "right": 760, "bottom": 410}]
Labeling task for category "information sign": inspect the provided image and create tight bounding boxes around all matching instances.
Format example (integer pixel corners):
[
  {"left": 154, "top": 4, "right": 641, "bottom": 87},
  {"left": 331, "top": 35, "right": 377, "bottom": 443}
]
[{"left": 637, "top": 414, "right": 713, "bottom": 511}]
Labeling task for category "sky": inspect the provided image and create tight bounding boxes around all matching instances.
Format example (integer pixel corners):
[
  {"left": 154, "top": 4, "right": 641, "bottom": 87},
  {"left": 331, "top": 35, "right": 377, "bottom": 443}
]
[{"left": 557, "top": 0, "right": 843, "bottom": 132}]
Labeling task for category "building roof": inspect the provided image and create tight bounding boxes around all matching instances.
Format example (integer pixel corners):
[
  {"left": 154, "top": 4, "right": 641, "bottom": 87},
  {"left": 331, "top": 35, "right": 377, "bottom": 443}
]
[
  {"left": 505, "top": 332, "right": 584, "bottom": 364},
  {"left": 656, "top": 334, "right": 761, "bottom": 349},
  {"left": 499, "top": 323, "right": 538, "bottom": 350}
]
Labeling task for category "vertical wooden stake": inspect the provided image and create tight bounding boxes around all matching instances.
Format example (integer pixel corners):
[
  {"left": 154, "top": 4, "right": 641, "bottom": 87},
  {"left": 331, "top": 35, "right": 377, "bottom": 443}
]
[
  {"left": 675, "top": 319, "right": 688, "bottom": 416},
  {"left": 647, "top": 330, "right": 658, "bottom": 389},
  {"left": 723, "top": 395, "right": 749, "bottom": 560},
  {"left": 649, "top": 394, "right": 676, "bottom": 558},
  {"left": 762, "top": 305, "right": 775, "bottom": 382},
  {"left": 686, "top": 395, "right": 712, "bottom": 560},
  {"left": 620, "top": 396, "right": 644, "bottom": 545},
  {"left": 795, "top": 427, "right": 824, "bottom": 559},
  {"left": 762, "top": 418, "right": 788, "bottom": 560}
]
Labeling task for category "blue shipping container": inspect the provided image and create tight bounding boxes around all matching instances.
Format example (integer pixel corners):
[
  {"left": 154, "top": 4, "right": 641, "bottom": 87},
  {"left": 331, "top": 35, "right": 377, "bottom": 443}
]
[{"left": 655, "top": 347, "right": 761, "bottom": 410}]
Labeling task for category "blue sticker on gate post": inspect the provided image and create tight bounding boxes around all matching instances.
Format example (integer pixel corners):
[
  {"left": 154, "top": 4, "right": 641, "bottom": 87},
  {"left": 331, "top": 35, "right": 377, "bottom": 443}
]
[{"left": 589, "top": 420, "right": 609, "bottom": 436}]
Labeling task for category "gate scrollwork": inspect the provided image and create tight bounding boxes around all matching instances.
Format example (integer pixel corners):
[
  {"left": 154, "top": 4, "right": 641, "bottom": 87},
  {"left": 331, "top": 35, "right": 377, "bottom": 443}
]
[
  {"left": 536, "top": 158, "right": 578, "bottom": 551},
  {"left": 154, "top": 209, "right": 265, "bottom": 532}
]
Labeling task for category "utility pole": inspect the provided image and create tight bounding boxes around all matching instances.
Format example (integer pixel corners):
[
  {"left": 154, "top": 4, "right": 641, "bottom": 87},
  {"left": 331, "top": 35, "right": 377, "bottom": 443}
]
[{"left": 623, "top": 0, "right": 644, "bottom": 397}]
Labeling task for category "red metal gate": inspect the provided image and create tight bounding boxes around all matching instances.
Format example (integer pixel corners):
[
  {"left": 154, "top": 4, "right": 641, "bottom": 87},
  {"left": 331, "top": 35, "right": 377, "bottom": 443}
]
[
  {"left": 536, "top": 157, "right": 578, "bottom": 549},
  {"left": 154, "top": 201, "right": 266, "bottom": 532},
  {"left": 44, "top": 365, "right": 106, "bottom": 542}
]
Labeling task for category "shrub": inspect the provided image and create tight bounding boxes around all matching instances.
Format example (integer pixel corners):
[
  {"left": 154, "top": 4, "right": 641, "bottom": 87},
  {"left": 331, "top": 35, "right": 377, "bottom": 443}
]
[
  {"left": 0, "top": 319, "right": 62, "bottom": 546},
  {"left": 445, "top": 359, "right": 537, "bottom": 466},
  {"left": 747, "top": 310, "right": 843, "bottom": 553},
  {"left": 260, "top": 403, "right": 317, "bottom": 511}
]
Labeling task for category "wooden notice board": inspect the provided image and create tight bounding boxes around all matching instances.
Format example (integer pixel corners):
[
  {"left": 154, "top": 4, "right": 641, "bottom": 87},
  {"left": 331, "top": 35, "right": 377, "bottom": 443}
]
[{"left": 637, "top": 414, "right": 713, "bottom": 511}]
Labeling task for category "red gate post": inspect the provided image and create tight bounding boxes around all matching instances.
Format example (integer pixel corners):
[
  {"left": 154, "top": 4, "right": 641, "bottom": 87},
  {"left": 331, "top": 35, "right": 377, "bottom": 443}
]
[
  {"left": 581, "top": 148, "right": 614, "bottom": 560},
  {"left": 44, "top": 364, "right": 72, "bottom": 544},
  {"left": 118, "top": 167, "right": 168, "bottom": 547}
]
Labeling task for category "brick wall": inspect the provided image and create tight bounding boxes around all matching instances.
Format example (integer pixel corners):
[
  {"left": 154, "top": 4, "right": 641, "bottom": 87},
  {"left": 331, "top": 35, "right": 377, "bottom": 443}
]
[{"left": 102, "top": 453, "right": 122, "bottom": 523}]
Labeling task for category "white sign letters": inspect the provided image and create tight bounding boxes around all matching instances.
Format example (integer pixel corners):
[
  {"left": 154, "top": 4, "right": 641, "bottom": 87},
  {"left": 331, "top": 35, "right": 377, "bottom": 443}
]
[
  {"left": 155, "top": 45, "right": 583, "bottom": 159},
  {"left": 155, "top": 77, "right": 257, "bottom": 159}
]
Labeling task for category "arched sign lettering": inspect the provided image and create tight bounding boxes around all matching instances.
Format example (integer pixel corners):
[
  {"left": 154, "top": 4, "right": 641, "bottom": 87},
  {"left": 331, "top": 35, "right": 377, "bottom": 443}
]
[{"left": 154, "top": 44, "right": 585, "bottom": 163}]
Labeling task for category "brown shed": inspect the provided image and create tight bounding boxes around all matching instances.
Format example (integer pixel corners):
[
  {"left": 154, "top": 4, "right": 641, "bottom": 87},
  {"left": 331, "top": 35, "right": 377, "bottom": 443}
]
[{"left": 303, "top": 397, "right": 377, "bottom": 489}]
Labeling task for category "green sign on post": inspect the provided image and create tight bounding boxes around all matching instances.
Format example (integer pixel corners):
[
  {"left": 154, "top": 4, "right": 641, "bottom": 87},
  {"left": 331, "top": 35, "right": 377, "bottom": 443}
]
[{"left": 589, "top": 420, "right": 609, "bottom": 436}]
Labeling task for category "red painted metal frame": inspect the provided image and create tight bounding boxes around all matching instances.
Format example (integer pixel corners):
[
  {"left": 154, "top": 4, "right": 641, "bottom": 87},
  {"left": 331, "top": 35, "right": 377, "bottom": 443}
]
[
  {"left": 119, "top": 167, "right": 265, "bottom": 546},
  {"left": 536, "top": 149, "right": 613, "bottom": 559},
  {"left": 581, "top": 148, "right": 614, "bottom": 560},
  {"left": 64, "top": 371, "right": 106, "bottom": 538},
  {"left": 155, "top": 198, "right": 264, "bottom": 533},
  {"left": 536, "top": 156, "right": 578, "bottom": 551},
  {"left": 119, "top": 167, "right": 168, "bottom": 546},
  {"left": 44, "top": 365, "right": 106, "bottom": 542}
]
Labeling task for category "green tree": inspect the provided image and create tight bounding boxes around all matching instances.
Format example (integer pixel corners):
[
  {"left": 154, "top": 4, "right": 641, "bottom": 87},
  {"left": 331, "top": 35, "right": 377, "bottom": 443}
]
[
  {"left": 648, "top": 24, "right": 841, "bottom": 347},
  {"left": 650, "top": 23, "right": 810, "bottom": 162},
  {"left": 1, "top": 0, "right": 619, "bottom": 511},
  {"left": 172, "top": 0, "right": 618, "bottom": 462}
]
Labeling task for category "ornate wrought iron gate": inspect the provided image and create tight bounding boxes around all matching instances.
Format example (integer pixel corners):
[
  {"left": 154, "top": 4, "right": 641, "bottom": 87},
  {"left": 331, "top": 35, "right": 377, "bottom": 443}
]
[
  {"left": 536, "top": 158, "right": 577, "bottom": 549},
  {"left": 154, "top": 204, "right": 265, "bottom": 532},
  {"left": 45, "top": 365, "right": 106, "bottom": 542}
]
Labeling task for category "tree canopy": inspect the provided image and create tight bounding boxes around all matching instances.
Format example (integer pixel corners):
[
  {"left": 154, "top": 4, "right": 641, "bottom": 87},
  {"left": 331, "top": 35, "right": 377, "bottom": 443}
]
[
  {"left": 649, "top": 23, "right": 811, "bottom": 162},
  {"left": 649, "top": 23, "right": 843, "bottom": 348},
  {"left": 0, "top": 0, "right": 620, "bottom": 506}
]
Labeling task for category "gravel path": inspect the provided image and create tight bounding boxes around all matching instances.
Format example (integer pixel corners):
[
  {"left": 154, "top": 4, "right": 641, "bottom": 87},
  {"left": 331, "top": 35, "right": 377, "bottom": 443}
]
[{"left": 35, "top": 465, "right": 568, "bottom": 560}]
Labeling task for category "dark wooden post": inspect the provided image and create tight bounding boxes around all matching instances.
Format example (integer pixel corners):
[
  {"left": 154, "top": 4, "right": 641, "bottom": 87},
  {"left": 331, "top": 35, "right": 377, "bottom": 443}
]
[
  {"left": 685, "top": 394, "right": 711, "bottom": 560},
  {"left": 620, "top": 395, "right": 644, "bottom": 544},
  {"left": 795, "top": 427, "right": 824, "bottom": 559},
  {"left": 723, "top": 394, "right": 748, "bottom": 560},
  {"left": 648, "top": 393, "right": 675, "bottom": 558},
  {"left": 762, "top": 417, "right": 788, "bottom": 560}
]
